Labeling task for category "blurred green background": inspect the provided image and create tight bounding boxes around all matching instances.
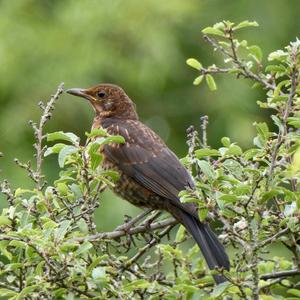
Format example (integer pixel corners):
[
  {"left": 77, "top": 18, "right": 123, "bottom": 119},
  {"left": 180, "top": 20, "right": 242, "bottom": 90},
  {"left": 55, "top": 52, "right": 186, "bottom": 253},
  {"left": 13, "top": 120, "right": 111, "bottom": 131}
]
[{"left": 0, "top": 0, "right": 299, "bottom": 230}]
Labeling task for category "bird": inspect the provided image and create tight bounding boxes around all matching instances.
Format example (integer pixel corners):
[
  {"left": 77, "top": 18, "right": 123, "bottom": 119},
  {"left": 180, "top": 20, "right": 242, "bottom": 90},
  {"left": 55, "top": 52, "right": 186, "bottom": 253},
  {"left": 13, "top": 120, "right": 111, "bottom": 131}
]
[{"left": 66, "top": 83, "right": 230, "bottom": 283}]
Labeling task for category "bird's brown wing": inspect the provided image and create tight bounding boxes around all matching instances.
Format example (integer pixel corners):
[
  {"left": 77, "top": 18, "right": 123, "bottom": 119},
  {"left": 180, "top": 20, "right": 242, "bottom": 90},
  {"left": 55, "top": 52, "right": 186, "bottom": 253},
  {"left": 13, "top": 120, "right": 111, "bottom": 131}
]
[{"left": 102, "top": 119, "right": 196, "bottom": 214}]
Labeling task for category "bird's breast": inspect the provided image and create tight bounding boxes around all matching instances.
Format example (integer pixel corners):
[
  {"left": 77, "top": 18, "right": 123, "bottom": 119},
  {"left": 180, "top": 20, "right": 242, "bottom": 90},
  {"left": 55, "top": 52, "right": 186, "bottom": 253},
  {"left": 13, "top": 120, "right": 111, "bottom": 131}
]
[{"left": 102, "top": 156, "right": 165, "bottom": 209}]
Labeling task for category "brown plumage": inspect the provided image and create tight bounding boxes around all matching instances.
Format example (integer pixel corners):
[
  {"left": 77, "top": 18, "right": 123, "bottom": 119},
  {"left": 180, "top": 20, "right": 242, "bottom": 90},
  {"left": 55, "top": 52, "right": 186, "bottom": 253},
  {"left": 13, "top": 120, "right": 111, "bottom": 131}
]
[{"left": 67, "top": 83, "right": 229, "bottom": 283}]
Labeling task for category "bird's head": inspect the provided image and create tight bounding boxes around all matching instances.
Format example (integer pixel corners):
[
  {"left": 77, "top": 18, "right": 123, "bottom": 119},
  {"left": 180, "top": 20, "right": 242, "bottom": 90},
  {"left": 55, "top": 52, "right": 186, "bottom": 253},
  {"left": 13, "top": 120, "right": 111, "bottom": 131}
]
[{"left": 66, "top": 83, "right": 138, "bottom": 120}]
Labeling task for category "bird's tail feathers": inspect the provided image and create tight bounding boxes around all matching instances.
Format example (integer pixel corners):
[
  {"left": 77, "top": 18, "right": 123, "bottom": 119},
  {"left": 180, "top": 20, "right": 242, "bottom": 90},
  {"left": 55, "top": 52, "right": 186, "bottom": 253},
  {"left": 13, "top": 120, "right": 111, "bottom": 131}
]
[{"left": 177, "top": 210, "right": 229, "bottom": 284}]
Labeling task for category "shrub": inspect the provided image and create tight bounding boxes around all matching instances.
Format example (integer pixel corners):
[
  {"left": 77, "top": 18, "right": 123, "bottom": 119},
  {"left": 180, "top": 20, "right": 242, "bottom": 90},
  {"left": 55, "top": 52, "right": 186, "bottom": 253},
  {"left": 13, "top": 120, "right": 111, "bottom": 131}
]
[{"left": 0, "top": 20, "right": 300, "bottom": 299}]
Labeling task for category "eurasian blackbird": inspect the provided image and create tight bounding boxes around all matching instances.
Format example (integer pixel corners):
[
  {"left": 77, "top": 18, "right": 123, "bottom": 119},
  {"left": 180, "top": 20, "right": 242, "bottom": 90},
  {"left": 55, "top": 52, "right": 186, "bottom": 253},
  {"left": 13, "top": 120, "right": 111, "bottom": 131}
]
[{"left": 67, "top": 84, "right": 230, "bottom": 283}]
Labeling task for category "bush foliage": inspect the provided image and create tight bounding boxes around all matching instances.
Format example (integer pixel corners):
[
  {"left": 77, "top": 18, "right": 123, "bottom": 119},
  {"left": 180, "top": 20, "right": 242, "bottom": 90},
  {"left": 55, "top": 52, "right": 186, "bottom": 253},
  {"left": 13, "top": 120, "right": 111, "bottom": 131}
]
[{"left": 0, "top": 21, "right": 300, "bottom": 299}]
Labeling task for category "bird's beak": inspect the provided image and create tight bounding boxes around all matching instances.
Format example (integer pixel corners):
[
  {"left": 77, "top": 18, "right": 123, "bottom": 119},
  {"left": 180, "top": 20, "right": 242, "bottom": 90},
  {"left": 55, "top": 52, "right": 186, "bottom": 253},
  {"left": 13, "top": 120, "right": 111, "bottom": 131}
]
[{"left": 66, "top": 88, "right": 92, "bottom": 101}]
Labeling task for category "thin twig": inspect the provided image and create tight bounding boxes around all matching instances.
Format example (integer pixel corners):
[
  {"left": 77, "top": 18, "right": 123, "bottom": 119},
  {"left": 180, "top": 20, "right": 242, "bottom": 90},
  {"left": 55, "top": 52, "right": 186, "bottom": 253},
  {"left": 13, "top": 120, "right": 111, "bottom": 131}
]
[
  {"left": 125, "top": 224, "right": 175, "bottom": 267},
  {"left": 260, "top": 269, "right": 300, "bottom": 280},
  {"left": 257, "top": 227, "right": 289, "bottom": 249},
  {"left": 200, "top": 115, "right": 208, "bottom": 148},
  {"left": 32, "top": 82, "right": 64, "bottom": 190},
  {"left": 114, "top": 209, "right": 154, "bottom": 231},
  {"left": 203, "top": 34, "right": 276, "bottom": 91}
]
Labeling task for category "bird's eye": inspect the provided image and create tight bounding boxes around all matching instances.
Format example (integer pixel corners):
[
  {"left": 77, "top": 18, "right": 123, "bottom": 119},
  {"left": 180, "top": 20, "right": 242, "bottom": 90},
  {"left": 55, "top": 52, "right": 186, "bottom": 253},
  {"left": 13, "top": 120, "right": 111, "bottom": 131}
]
[{"left": 98, "top": 91, "right": 106, "bottom": 98}]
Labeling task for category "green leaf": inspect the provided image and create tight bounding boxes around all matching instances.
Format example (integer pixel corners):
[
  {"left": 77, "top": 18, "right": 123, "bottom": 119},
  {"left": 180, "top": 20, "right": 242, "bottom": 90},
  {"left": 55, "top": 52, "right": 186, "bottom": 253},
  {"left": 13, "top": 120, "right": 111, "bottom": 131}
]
[
  {"left": 69, "top": 183, "right": 83, "bottom": 197},
  {"left": 193, "top": 75, "right": 204, "bottom": 85},
  {"left": 8, "top": 263, "right": 24, "bottom": 271},
  {"left": 56, "top": 182, "right": 69, "bottom": 195},
  {"left": 87, "top": 255, "right": 108, "bottom": 274},
  {"left": 291, "top": 147, "right": 300, "bottom": 174},
  {"left": 243, "top": 148, "right": 261, "bottom": 160},
  {"left": 88, "top": 142, "right": 103, "bottom": 170},
  {"left": 226, "top": 145, "right": 243, "bottom": 156},
  {"left": 270, "top": 95, "right": 289, "bottom": 103},
  {"left": 233, "top": 20, "right": 259, "bottom": 30},
  {"left": 279, "top": 259, "right": 293, "bottom": 270},
  {"left": 268, "top": 50, "right": 288, "bottom": 62},
  {"left": 254, "top": 122, "right": 272, "bottom": 145},
  {"left": 44, "top": 143, "right": 66, "bottom": 157},
  {"left": 287, "top": 216, "right": 299, "bottom": 232},
  {"left": 271, "top": 115, "right": 284, "bottom": 133},
  {"left": 9, "top": 240, "right": 27, "bottom": 249},
  {"left": 256, "top": 100, "right": 268, "bottom": 108},
  {"left": 205, "top": 74, "right": 217, "bottom": 91},
  {"left": 173, "top": 283, "right": 198, "bottom": 293},
  {"left": 210, "top": 281, "right": 231, "bottom": 297},
  {"left": 198, "top": 208, "right": 208, "bottom": 222},
  {"left": 78, "top": 218, "right": 89, "bottom": 234},
  {"left": 58, "top": 145, "right": 78, "bottom": 168},
  {"left": 175, "top": 225, "right": 186, "bottom": 243},
  {"left": 197, "top": 160, "right": 215, "bottom": 178},
  {"left": 288, "top": 289, "right": 300, "bottom": 297},
  {"left": 16, "top": 285, "right": 38, "bottom": 300},
  {"left": 265, "top": 64, "right": 286, "bottom": 73},
  {"left": 76, "top": 242, "right": 93, "bottom": 255},
  {"left": 0, "top": 288, "right": 17, "bottom": 297},
  {"left": 219, "top": 194, "right": 238, "bottom": 203},
  {"left": 195, "top": 148, "right": 220, "bottom": 159},
  {"left": 273, "top": 80, "right": 290, "bottom": 97},
  {"left": 85, "top": 128, "right": 107, "bottom": 138},
  {"left": 202, "top": 27, "right": 224, "bottom": 36},
  {"left": 284, "top": 202, "right": 297, "bottom": 217},
  {"left": 260, "top": 190, "right": 281, "bottom": 203},
  {"left": 221, "top": 137, "right": 231, "bottom": 147},
  {"left": 47, "top": 131, "right": 80, "bottom": 145},
  {"left": 222, "top": 159, "right": 243, "bottom": 180},
  {"left": 15, "top": 188, "right": 36, "bottom": 196},
  {"left": 20, "top": 211, "right": 30, "bottom": 227},
  {"left": 0, "top": 241, "right": 12, "bottom": 260},
  {"left": 66, "top": 292, "right": 75, "bottom": 300},
  {"left": 100, "top": 170, "right": 120, "bottom": 181},
  {"left": 186, "top": 58, "right": 202, "bottom": 70},
  {"left": 0, "top": 216, "right": 11, "bottom": 226},
  {"left": 55, "top": 220, "right": 71, "bottom": 241},
  {"left": 288, "top": 117, "right": 300, "bottom": 128},
  {"left": 92, "top": 266, "right": 106, "bottom": 281},
  {"left": 212, "top": 22, "right": 226, "bottom": 30},
  {"left": 100, "top": 135, "right": 125, "bottom": 145},
  {"left": 124, "top": 279, "right": 150, "bottom": 291},
  {"left": 248, "top": 45, "right": 263, "bottom": 61},
  {"left": 59, "top": 242, "right": 78, "bottom": 253},
  {"left": 43, "top": 220, "right": 58, "bottom": 230},
  {"left": 260, "top": 295, "right": 276, "bottom": 300}
]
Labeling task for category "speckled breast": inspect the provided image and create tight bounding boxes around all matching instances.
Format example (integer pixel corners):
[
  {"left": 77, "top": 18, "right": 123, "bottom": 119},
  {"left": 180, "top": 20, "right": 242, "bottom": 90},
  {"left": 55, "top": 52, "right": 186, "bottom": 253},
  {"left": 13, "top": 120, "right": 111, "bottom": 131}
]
[{"left": 102, "top": 158, "right": 164, "bottom": 209}]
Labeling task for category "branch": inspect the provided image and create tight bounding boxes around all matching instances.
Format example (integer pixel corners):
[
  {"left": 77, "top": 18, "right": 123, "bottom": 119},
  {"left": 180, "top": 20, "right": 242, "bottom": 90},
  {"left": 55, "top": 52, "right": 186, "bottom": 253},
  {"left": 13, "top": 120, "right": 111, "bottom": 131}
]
[
  {"left": 30, "top": 83, "right": 64, "bottom": 190},
  {"left": 257, "top": 227, "right": 289, "bottom": 249},
  {"left": 125, "top": 223, "right": 174, "bottom": 267},
  {"left": 200, "top": 115, "right": 208, "bottom": 148},
  {"left": 260, "top": 269, "right": 300, "bottom": 280},
  {"left": 71, "top": 217, "right": 178, "bottom": 242},
  {"left": 114, "top": 208, "right": 154, "bottom": 231},
  {"left": 203, "top": 34, "right": 276, "bottom": 91},
  {"left": 0, "top": 180, "right": 15, "bottom": 206}
]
